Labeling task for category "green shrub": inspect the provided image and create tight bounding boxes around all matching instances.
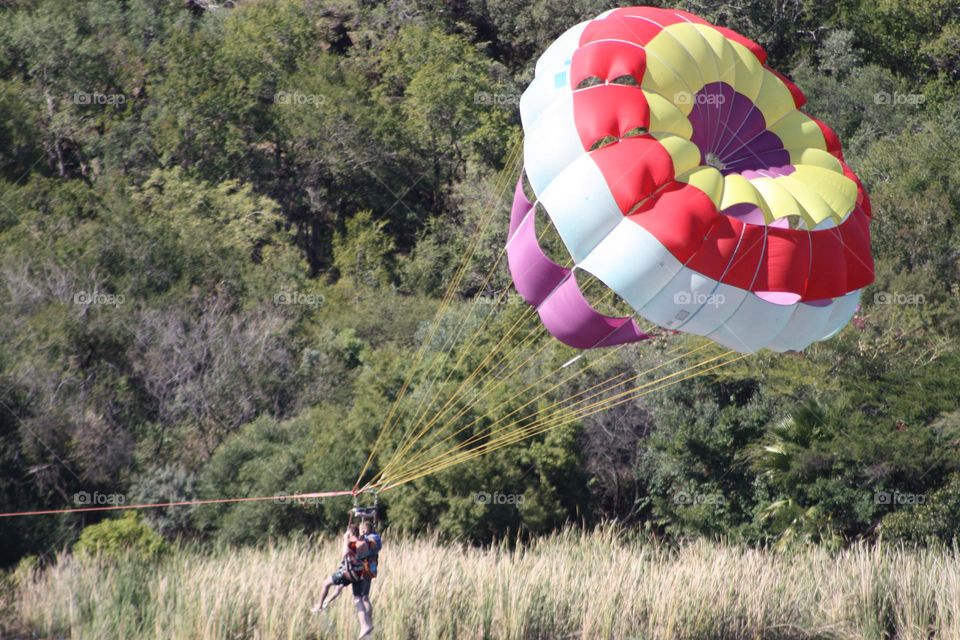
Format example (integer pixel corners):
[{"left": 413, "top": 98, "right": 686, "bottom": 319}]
[
  {"left": 73, "top": 512, "right": 165, "bottom": 559},
  {"left": 882, "top": 474, "right": 960, "bottom": 544}
]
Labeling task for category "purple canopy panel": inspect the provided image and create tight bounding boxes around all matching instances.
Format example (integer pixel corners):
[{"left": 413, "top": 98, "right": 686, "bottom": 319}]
[
  {"left": 506, "top": 177, "right": 649, "bottom": 349},
  {"left": 686, "top": 82, "right": 791, "bottom": 176},
  {"left": 507, "top": 180, "right": 568, "bottom": 306},
  {"left": 508, "top": 177, "right": 534, "bottom": 238},
  {"left": 537, "top": 274, "right": 650, "bottom": 349}
]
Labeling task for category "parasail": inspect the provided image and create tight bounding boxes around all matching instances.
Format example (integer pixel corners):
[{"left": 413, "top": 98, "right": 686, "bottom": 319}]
[{"left": 508, "top": 6, "right": 874, "bottom": 353}]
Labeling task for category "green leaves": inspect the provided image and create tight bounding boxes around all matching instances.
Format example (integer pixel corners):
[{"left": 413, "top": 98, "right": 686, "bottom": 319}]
[
  {"left": 333, "top": 210, "right": 396, "bottom": 289},
  {"left": 1, "top": 0, "right": 960, "bottom": 563},
  {"left": 74, "top": 512, "right": 165, "bottom": 560}
]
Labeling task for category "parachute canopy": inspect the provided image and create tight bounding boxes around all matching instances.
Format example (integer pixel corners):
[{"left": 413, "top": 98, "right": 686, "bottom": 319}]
[{"left": 508, "top": 6, "right": 874, "bottom": 354}]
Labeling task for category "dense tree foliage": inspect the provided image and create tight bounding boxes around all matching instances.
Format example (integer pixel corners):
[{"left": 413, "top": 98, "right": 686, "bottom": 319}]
[{"left": 1, "top": 0, "right": 958, "bottom": 566}]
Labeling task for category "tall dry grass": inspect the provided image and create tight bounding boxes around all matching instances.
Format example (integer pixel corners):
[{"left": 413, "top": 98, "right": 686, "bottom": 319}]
[{"left": 8, "top": 528, "right": 960, "bottom": 639}]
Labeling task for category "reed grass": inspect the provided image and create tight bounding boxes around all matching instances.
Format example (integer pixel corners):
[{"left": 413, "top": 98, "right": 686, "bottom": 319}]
[{"left": 8, "top": 528, "right": 960, "bottom": 639}]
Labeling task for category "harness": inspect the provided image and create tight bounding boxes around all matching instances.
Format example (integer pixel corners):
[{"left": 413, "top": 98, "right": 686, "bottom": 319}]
[
  {"left": 354, "top": 532, "right": 381, "bottom": 579},
  {"left": 347, "top": 490, "right": 381, "bottom": 580}
]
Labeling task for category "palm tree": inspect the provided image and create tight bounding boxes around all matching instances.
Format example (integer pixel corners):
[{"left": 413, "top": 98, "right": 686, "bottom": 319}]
[{"left": 744, "top": 400, "right": 841, "bottom": 548}]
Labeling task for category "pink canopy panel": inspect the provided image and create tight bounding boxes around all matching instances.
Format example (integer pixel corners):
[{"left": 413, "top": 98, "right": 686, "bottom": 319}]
[{"left": 507, "top": 180, "right": 649, "bottom": 349}]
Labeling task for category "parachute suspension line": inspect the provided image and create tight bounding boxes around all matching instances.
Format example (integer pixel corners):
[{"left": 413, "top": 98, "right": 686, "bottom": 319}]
[
  {"left": 385, "top": 206, "right": 566, "bottom": 463},
  {"left": 370, "top": 261, "right": 530, "bottom": 489},
  {"left": 380, "top": 351, "right": 749, "bottom": 490},
  {"left": 380, "top": 352, "right": 743, "bottom": 489},
  {"left": 371, "top": 329, "right": 685, "bottom": 489},
  {"left": 372, "top": 285, "right": 626, "bottom": 486},
  {"left": 373, "top": 207, "right": 575, "bottom": 485},
  {"left": 371, "top": 329, "right": 556, "bottom": 489},
  {"left": 385, "top": 301, "right": 538, "bottom": 470},
  {"left": 373, "top": 323, "right": 552, "bottom": 484},
  {"left": 377, "top": 342, "right": 702, "bottom": 487},
  {"left": 377, "top": 343, "right": 723, "bottom": 487},
  {"left": 374, "top": 346, "right": 630, "bottom": 488},
  {"left": 361, "top": 139, "right": 527, "bottom": 484},
  {"left": 356, "top": 137, "right": 524, "bottom": 485},
  {"left": 372, "top": 278, "right": 687, "bottom": 489},
  {"left": 383, "top": 336, "right": 695, "bottom": 481},
  {"left": 373, "top": 313, "right": 622, "bottom": 487},
  {"left": 374, "top": 314, "right": 546, "bottom": 486},
  {"left": 375, "top": 339, "right": 710, "bottom": 488}
]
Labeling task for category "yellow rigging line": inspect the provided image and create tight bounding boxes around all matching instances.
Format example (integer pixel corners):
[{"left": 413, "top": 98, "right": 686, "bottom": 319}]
[
  {"left": 371, "top": 168, "right": 575, "bottom": 484},
  {"left": 382, "top": 191, "right": 563, "bottom": 467},
  {"left": 383, "top": 337, "right": 696, "bottom": 480},
  {"left": 379, "top": 346, "right": 714, "bottom": 487},
  {"left": 375, "top": 311, "right": 546, "bottom": 484},
  {"left": 377, "top": 326, "right": 551, "bottom": 470},
  {"left": 383, "top": 302, "right": 537, "bottom": 476},
  {"left": 380, "top": 351, "right": 749, "bottom": 489},
  {"left": 356, "top": 137, "right": 523, "bottom": 485},
  {"left": 376, "top": 341, "right": 715, "bottom": 487},
  {"left": 361, "top": 155, "right": 530, "bottom": 477},
  {"left": 372, "top": 288, "right": 651, "bottom": 486}
]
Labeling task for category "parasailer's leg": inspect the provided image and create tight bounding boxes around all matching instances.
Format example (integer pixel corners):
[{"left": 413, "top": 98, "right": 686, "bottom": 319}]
[
  {"left": 311, "top": 577, "right": 334, "bottom": 613},
  {"left": 312, "top": 570, "right": 350, "bottom": 613},
  {"left": 353, "top": 578, "right": 374, "bottom": 638},
  {"left": 325, "top": 584, "right": 346, "bottom": 608},
  {"left": 355, "top": 596, "right": 373, "bottom": 638}
]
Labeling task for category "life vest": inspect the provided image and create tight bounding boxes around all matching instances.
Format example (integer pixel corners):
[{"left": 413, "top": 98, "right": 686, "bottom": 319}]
[{"left": 353, "top": 532, "right": 381, "bottom": 579}]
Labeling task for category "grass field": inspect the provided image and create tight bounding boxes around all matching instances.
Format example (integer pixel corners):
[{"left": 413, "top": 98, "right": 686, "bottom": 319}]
[{"left": 5, "top": 528, "right": 960, "bottom": 639}]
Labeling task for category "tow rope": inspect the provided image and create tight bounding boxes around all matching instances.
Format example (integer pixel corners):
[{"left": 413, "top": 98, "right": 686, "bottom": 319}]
[{"left": 0, "top": 488, "right": 359, "bottom": 518}]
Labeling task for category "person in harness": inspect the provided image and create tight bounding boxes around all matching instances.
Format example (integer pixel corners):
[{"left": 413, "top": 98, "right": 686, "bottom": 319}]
[
  {"left": 311, "top": 514, "right": 382, "bottom": 639},
  {"left": 311, "top": 523, "right": 362, "bottom": 613},
  {"left": 351, "top": 519, "right": 381, "bottom": 638}
]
